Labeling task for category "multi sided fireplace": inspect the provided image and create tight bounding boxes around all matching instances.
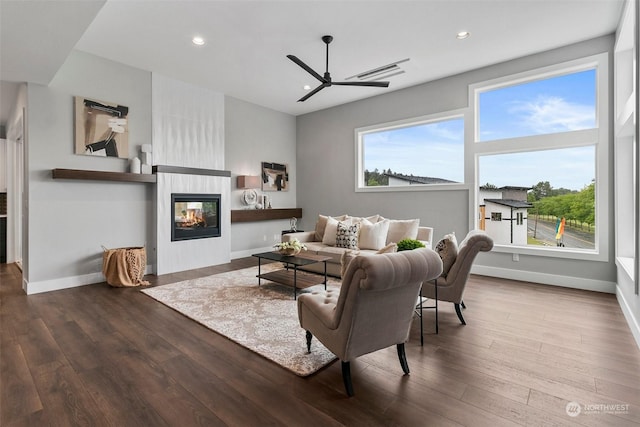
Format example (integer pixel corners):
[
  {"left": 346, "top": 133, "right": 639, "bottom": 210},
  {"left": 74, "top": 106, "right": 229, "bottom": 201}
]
[{"left": 171, "top": 193, "right": 221, "bottom": 241}]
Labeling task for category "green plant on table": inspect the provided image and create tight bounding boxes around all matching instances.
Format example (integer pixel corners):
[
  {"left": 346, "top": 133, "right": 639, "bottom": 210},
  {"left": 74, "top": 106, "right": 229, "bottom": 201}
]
[{"left": 396, "top": 238, "right": 425, "bottom": 251}]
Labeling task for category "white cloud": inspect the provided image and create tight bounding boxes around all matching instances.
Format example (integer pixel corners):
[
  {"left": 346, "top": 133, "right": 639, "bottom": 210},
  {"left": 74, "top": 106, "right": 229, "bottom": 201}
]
[{"left": 510, "top": 96, "right": 595, "bottom": 134}]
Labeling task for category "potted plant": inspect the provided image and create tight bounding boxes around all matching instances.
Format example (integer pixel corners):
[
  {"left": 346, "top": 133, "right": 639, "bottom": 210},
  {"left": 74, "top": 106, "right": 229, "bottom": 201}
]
[
  {"left": 274, "top": 238, "right": 307, "bottom": 256},
  {"left": 396, "top": 238, "right": 425, "bottom": 252}
]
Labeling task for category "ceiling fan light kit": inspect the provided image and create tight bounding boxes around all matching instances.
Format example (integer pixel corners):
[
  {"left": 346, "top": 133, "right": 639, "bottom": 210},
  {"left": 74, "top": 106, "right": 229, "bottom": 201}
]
[{"left": 287, "top": 35, "right": 390, "bottom": 102}]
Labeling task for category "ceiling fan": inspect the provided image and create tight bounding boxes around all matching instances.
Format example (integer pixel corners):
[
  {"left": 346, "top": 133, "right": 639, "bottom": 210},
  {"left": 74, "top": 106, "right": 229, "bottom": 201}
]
[{"left": 287, "top": 35, "right": 390, "bottom": 102}]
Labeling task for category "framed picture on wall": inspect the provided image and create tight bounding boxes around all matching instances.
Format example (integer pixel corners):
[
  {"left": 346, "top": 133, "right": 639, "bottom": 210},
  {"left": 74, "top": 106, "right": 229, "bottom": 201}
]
[
  {"left": 261, "top": 161, "right": 289, "bottom": 191},
  {"left": 74, "top": 96, "right": 129, "bottom": 158}
]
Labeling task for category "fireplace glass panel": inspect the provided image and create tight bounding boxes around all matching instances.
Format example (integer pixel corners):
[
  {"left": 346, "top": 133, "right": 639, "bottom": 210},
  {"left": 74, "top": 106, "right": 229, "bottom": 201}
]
[{"left": 171, "top": 193, "right": 221, "bottom": 241}]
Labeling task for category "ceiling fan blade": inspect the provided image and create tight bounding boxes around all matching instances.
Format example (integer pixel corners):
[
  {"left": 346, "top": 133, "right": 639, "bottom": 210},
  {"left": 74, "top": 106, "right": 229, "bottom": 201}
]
[
  {"left": 298, "top": 83, "right": 327, "bottom": 102},
  {"left": 287, "top": 55, "right": 325, "bottom": 83},
  {"left": 332, "top": 81, "right": 390, "bottom": 88}
]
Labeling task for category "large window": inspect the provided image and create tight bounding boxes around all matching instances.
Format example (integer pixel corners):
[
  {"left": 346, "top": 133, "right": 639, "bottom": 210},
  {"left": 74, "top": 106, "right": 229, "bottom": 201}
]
[
  {"left": 471, "top": 54, "right": 608, "bottom": 260},
  {"left": 356, "top": 112, "right": 465, "bottom": 191},
  {"left": 478, "top": 69, "right": 596, "bottom": 141}
]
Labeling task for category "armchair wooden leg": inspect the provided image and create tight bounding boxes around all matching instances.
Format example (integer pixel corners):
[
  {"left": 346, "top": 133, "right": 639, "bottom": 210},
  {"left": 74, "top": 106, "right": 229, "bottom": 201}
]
[
  {"left": 435, "top": 279, "right": 439, "bottom": 334},
  {"left": 454, "top": 303, "right": 466, "bottom": 325},
  {"left": 305, "top": 331, "right": 313, "bottom": 353},
  {"left": 419, "top": 286, "right": 424, "bottom": 346},
  {"left": 396, "top": 343, "right": 410, "bottom": 375},
  {"left": 461, "top": 300, "right": 466, "bottom": 309},
  {"left": 341, "top": 361, "right": 354, "bottom": 397}
]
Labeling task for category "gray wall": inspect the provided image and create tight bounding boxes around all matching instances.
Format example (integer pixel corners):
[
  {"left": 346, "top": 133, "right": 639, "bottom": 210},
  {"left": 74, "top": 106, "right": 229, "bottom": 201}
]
[
  {"left": 225, "top": 96, "right": 297, "bottom": 257},
  {"left": 25, "top": 51, "right": 153, "bottom": 292},
  {"left": 296, "top": 36, "right": 616, "bottom": 289}
]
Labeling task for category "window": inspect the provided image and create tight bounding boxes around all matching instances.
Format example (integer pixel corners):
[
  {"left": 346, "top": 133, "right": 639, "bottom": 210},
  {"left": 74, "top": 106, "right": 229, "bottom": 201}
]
[
  {"left": 471, "top": 53, "right": 609, "bottom": 260},
  {"left": 356, "top": 111, "right": 465, "bottom": 191},
  {"left": 491, "top": 212, "right": 502, "bottom": 221},
  {"left": 478, "top": 69, "right": 596, "bottom": 141}
]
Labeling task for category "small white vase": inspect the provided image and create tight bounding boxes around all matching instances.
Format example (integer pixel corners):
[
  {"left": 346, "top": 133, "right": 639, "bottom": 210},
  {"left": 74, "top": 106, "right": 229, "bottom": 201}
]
[{"left": 130, "top": 157, "right": 141, "bottom": 174}]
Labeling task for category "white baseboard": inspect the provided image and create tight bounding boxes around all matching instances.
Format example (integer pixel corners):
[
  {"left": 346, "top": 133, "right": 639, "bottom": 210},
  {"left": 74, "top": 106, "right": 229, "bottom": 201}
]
[
  {"left": 231, "top": 246, "right": 274, "bottom": 260},
  {"left": 616, "top": 286, "right": 640, "bottom": 350},
  {"left": 24, "top": 265, "right": 155, "bottom": 295},
  {"left": 471, "top": 265, "right": 617, "bottom": 294}
]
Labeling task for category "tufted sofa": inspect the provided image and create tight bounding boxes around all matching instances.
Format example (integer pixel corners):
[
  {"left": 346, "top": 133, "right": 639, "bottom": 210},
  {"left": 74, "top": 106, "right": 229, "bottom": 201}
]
[{"left": 281, "top": 214, "right": 433, "bottom": 278}]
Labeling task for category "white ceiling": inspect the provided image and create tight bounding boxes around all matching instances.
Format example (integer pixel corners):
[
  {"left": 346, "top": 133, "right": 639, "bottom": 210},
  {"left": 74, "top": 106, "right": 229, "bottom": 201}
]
[{"left": 0, "top": 0, "right": 625, "bottom": 121}]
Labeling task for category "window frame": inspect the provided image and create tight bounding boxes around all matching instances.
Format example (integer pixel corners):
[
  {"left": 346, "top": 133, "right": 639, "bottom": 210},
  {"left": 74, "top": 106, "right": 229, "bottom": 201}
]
[
  {"left": 468, "top": 53, "right": 609, "bottom": 262},
  {"left": 355, "top": 109, "right": 469, "bottom": 193}
]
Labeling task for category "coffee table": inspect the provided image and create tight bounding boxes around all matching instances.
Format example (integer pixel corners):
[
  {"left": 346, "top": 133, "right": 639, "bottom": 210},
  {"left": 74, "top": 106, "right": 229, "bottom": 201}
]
[{"left": 252, "top": 251, "right": 331, "bottom": 299}]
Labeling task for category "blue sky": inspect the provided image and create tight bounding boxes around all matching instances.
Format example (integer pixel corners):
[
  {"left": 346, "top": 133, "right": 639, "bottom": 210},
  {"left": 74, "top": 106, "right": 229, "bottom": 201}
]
[
  {"left": 363, "top": 118, "right": 464, "bottom": 182},
  {"left": 363, "top": 69, "right": 596, "bottom": 191}
]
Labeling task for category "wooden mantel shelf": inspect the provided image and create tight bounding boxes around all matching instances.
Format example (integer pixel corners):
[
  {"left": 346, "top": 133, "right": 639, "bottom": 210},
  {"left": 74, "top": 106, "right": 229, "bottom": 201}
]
[
  {"left": 52, "top": 168, "right": 157, "bottom": 183},
  {"left": 231, "top": 208, "right": 302, "bottom": 223}
]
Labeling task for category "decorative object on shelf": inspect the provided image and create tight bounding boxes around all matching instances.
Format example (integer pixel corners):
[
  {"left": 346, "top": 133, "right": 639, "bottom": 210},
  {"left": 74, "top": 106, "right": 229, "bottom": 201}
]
[
  {"left": 274, "top": 238, "right": 307, "bottom": 256},
  {"left": 290, "top": 217, "right": 297, "bottom": 232},
  {"left": 237, "top": 175, "right": 261, "bottom": 207},
  {"left": 74, "top": 96, "right": 129, "bottom": 158},
  {"left": 129, "top": 156, "right": 141, "bottom": 174},
  {"left": 261, "top": 161, "right": 288, "bottom": 192},
  {"left": 140, "top": 144, "right": 153, "bottom": 174}
]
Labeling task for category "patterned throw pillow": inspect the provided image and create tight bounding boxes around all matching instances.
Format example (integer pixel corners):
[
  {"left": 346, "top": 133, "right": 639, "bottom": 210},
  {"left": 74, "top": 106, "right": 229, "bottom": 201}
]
[
  {"left": 335, "top": 221, "right": 360, "bottom": 250},
  {"left": 435, "top": 232, "right": 458, "bottom": 277}
]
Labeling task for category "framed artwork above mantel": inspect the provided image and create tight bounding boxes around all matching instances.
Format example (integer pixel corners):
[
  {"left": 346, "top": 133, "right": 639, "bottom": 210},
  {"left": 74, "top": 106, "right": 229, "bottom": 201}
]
[
  {"left": 74, "top": 96, "right": 129, "bottom": 159},
  {"left": 261, "top": 161, "right": 288, "bottom": 191}
]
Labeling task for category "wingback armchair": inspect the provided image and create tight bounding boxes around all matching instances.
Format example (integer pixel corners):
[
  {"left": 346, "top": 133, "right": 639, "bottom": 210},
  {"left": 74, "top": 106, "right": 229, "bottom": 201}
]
[
  {"left": 297, "top": 248, "right": 443, "bottom": 396},
  {"left": 419, "top": 230, "right": 494, "bottom": 339}
]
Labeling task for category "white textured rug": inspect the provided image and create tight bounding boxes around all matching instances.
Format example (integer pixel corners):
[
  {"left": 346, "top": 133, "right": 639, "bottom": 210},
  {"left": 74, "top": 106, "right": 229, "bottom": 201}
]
[{"left": 141, "top": 265, "right": 339, "bottom": 376}]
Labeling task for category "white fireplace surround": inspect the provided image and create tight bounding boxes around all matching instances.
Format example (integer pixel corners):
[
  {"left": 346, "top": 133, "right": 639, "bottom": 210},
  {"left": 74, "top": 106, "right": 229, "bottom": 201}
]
[{"left": 153, "top": 74, "right": 231, "bottom": 275}]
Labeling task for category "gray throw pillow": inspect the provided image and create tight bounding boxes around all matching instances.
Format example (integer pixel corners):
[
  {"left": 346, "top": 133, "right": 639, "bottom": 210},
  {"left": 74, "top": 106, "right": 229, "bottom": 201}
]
[{"left": 435, "top": 232, "right": 458, "bottom": 277}]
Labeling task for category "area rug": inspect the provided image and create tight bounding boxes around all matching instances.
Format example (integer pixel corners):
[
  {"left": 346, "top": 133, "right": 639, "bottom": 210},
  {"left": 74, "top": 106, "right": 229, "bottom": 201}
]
[{"left": 141, "top": 265, "right": 340, "bottom": 376}]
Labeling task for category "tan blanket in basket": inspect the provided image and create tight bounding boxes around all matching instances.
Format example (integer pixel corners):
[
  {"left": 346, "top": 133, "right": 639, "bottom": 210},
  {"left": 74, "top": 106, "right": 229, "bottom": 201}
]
[{"left": 102, "top": 247, "right": 150, "bottom": 287}]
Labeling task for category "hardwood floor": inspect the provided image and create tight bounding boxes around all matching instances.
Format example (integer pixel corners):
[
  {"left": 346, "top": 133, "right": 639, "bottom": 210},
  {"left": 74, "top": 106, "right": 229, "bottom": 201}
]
[{"left": 1, "top": 259, "right": 639, "bottom": 426}]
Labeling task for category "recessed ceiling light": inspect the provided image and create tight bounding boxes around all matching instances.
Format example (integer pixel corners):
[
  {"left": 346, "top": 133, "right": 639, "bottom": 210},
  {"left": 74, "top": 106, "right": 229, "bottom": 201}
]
[
  {"left": 303, "top": 85, "right": 311, "bottom": 90},
  {"left": 456, "top": 31, "right": 470, "bottom": 40},
  {"left": 192, "top": 36, "right": 205, "bottom": 46}
]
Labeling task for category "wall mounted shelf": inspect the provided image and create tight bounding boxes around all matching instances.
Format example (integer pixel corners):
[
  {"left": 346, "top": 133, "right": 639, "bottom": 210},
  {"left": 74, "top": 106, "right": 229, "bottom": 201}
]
[
  {"left": 52, "top": 168, "right": 157, "bottom": 183},
  {"left": 231, "top": 208, "right": 302, "bottom": 223}
]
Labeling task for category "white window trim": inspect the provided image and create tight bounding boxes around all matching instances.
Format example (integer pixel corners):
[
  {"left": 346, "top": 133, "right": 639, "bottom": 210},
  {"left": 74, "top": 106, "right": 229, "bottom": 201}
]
[
  {"left": 468, "top": 53, "right": 609, "bottom": 262},
  {"left": 355, "top": 108, "right": 468, "bottom": 193}
]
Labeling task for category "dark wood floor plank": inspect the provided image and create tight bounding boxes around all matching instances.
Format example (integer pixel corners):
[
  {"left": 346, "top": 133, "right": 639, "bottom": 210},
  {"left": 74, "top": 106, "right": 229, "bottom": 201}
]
[
  {"left": 461, "top": 385, "right": 576, "bottom": 427},
  {"left": 0, "top": 343, "right": 43, "bottom": 425},
  {"left": 1, "top": 261, "right": 639, "bottom": 426}
]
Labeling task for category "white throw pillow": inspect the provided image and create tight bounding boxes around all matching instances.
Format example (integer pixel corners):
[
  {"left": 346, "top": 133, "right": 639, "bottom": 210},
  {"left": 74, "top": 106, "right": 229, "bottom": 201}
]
[
  {"left": 315, "top": 214, "right": 347, "bottom": 241},
  {"left": 386, "top": 219, "right": 420, "bottom": 245},
  {"left": 359, "top": 219, "right": 390, "bottom": 250},
  {"left": 322, "top": 216, "right": 340, "bottom": 245}
]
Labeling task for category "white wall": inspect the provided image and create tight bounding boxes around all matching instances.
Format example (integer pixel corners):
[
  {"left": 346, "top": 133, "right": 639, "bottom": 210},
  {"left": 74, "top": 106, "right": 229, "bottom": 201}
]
[
  {"left": 24, "top": 51, "right": 153, "bottom": 294},
  {"left": 296, "top": 36, "right": 616, "bottom": 291},
  {"left": 225, "top": 96, "right": 297, "bottom": 258}
]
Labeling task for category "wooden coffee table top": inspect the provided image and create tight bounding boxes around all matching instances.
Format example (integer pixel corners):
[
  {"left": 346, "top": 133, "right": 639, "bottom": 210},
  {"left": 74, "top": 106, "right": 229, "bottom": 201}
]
[{"left": 252, "top": 251, "right": 331, "bottom": 266}]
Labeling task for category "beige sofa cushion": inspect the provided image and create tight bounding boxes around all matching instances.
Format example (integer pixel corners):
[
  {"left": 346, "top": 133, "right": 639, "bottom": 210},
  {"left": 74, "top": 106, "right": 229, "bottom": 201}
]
[
  {"left": 385, "top": 218, "right": 420, "bottom": 245},
  {"left": 315, "top": 214, "right": 347, "bottom": 241}
]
